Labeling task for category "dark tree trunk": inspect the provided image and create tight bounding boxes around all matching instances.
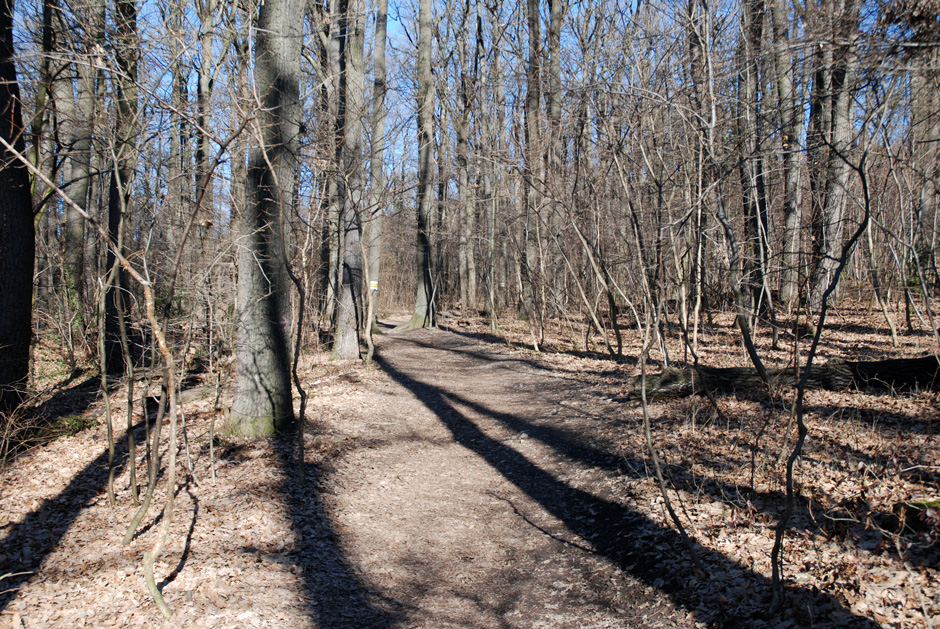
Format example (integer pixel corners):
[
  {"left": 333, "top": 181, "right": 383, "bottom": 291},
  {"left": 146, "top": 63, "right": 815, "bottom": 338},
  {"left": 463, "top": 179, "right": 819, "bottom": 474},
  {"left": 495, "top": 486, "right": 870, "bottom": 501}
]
[
  {"left": 104, "top": 0, "right": 139, "bottom": 374},
  {"left": 0, "top": 0, "right": 35, "bottom": 412}
]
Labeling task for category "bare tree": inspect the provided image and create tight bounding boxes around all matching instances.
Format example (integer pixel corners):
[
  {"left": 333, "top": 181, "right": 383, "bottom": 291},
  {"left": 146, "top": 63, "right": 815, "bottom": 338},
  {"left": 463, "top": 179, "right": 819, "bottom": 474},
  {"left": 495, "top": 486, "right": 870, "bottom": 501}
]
[
  {"left": 331, "top": 0, "right": 367, "bottom": 359},
  {"left": 0, "top": 0, "right": 35, "bottom": 412},
  {"left": 808, "top": 0, "right": 862, "bottom": 311},
  {"left": 405, "top": 0, "right": 436, "bottom": 328},
  {"left": 227, "top": 0, "right": 302, "bottom": 436}
]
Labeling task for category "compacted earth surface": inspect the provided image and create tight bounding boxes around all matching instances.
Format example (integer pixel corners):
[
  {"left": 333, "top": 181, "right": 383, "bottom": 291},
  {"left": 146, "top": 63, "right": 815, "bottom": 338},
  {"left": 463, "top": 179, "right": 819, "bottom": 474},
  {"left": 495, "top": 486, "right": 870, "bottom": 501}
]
[{"left": 0, "top": 309, "right": 937, "bottom": 628}]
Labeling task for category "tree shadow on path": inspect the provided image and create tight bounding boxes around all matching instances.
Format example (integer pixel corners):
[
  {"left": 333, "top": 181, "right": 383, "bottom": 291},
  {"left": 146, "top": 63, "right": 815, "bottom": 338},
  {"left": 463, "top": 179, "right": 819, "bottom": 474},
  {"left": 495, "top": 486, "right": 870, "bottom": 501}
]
[
  {"left": 273, "top": 436, "right": 407, "bottom": 628},
  {"left": 374, "top": 332, "right": 879, "bottom": 628}
]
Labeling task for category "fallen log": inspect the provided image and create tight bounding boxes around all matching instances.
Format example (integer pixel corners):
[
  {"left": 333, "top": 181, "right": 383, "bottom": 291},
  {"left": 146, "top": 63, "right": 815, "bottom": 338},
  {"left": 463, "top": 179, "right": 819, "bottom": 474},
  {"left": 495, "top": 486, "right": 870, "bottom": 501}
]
[{"left": 630, "top": 355, "right": 940, "bottom": 398}]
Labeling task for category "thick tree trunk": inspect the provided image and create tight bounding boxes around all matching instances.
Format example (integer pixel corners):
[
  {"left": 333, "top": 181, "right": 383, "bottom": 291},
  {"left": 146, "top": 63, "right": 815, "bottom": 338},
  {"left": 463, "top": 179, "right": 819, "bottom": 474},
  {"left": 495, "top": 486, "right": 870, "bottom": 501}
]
[
  {"left": 632, "top": 355, "right": 940, "bottom": 398},
  {"left": 331, "top": 0, "right": 366, "bottom": 360},
  {"left": 227, "top": 0, "right": 301, "bottom": 436},
  {"left": 104, "top": 0, "right": 139, "bottom": 374},
  {"left": 407, "top": 0, "right": 435, "bottom": 329},
  {"left": 53, "top": 0, "right": 102, "bottom": 336},
  {"left": 0, "top": 0, "right": 35, "bottom": 412}
]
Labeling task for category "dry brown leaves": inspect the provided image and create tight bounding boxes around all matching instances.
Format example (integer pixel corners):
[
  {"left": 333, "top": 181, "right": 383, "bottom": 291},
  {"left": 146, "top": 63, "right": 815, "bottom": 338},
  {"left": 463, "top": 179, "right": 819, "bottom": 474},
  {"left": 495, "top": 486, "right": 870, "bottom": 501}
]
[{"left": 479, "top": 305, "right": 938, "bottom": 628}]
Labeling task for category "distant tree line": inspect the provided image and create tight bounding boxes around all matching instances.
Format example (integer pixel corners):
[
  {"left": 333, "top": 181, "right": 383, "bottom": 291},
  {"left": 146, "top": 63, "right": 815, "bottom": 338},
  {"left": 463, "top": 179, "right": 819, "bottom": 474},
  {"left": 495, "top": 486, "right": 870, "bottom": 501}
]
[{"left": 0, "top": 0, "right": 937, "bottom": 429}]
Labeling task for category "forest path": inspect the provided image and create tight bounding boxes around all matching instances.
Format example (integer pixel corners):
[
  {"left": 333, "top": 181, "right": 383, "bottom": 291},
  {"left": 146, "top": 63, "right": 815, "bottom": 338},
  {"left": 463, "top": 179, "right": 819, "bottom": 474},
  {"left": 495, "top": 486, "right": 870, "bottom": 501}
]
[{"left": 318, "top": 321, "right": 691, "bottom": 628}]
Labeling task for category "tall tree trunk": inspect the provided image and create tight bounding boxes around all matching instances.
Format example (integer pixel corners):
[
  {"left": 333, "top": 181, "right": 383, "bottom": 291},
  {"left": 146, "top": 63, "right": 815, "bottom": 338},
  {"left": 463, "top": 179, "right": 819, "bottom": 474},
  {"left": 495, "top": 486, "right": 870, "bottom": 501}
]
[
  {"left": 455, "top": 0, "right": 474, "bottom": 310},
  {"left": 54, "top": 0, "right": 104, "bottom": 338},
  {"left": 809, "top": 0, "right": 860, "bottom": 311},
  {"left": 363, "top": 0, "right": 387, "bottom": 314},
  {"left": 332, "top": 0, "right": 366, "bottom": 359},
  {"left": 522, "top": 0, "right": 542, "bottom": 344},
  {"left": 407, "top": 0, "right": 435, "bottom": 328},
  {"left": 195, "top": 0, "right": 217, "bottom": 239},
  {"left": 685, "top": 0, "right": 711, "bottom": 326},
  {"left": 736, "top": 0, "right": 769, "bottom": 312},
  {"left": 104, "top": 0, "right": 139, "bottom": 374},
  {"left": 771, "top": 0, "right": 804, "bottom": 308},
  {"left": 0, "top": 0, "right": 35, "bottom": 412},
  {"left": 227, "top": 0, "right": 301, "bottom": 436}
]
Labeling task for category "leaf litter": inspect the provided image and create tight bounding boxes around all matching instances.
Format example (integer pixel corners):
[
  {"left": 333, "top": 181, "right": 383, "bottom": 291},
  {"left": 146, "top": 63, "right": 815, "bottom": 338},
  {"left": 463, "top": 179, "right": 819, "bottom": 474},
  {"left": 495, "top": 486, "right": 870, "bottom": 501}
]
[{"left": 0, "top": 306, "right": 936, "bottom": 628}]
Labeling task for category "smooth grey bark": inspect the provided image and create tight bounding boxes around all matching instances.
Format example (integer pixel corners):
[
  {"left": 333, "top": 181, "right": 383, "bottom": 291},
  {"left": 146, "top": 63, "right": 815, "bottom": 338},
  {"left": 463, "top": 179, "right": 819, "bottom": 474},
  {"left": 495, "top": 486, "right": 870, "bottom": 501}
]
[
  {"left": 53, "top": 0, "right": 103, "bottom": 335},
  {"left": 362, "top": 0, "right": 388, "bottom": 332},
  {"left": 809, "top": 0, "right": 860, "bottom": 311},
  {"left": 770, "top": 0, "right": 804, "bottom": 307},
  {"left": 227, "top": 0, "right": 301, "bottom": 436},
  {"left": 735, "top": 0, "right": 770, "bottom": 312},
  {"left": 0, "top": 0, "right": 35, "bottom": 412},
  {"left": 331, "top": 0, "right": 366, "bottom": 360},
  {"left": 406, "top": 0, "right": 435, "bottom": 329}
]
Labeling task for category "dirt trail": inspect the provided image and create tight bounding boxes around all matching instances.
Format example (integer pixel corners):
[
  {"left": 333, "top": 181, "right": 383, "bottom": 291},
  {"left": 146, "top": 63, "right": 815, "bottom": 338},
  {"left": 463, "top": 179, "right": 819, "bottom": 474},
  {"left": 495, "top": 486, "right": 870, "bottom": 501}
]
[
  {"left": 1, "top": 318, "right": 890, "bottom": 628},
  {"left": 318, "top": 322, "right": 690, "bottom": 628}
]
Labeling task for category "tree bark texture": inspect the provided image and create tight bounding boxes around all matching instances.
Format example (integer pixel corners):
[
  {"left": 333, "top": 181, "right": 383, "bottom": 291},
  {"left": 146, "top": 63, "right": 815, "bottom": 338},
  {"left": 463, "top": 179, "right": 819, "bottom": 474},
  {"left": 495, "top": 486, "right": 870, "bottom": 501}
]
[
  {"left": 0, "top": 0, "right": 35, "bottom": 412},
  {"left": 770, "top": 0, "right": 803, "bottom": 308},
  {"left": 228, "top": 0, "right": 301, "bottom": 436},
  {"left": 408, "top": 0, "right": 435, "bottom": 329},
  {"left": 104, "top": 0, "right": 139, "bottom": 373},
  {"left": 809, "top": 0, "right": 861, "bottom": 311},
  {"left": 362, "top": 0, "right": 388, "bottom": 321},
  {"left": 331, "top": 0, "right": 366, "bottom": 360}
]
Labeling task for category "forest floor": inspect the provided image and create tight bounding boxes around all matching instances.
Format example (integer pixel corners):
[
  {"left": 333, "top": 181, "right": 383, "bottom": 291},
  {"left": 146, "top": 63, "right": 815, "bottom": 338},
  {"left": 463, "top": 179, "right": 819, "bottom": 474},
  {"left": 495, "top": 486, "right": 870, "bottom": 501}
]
[{"left": 0, "top": 306, "right": 938, "bottom": 628}]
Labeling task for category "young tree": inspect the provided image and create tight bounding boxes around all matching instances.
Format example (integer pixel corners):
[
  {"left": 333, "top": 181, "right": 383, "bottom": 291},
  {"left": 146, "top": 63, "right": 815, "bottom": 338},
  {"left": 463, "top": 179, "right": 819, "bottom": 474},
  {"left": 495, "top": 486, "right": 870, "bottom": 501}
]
[
  {"left": 362, "top": 0, "right": 389, "bottom": 337},
  {"left": 227, "top": 0, "right": 302, "bottom": 436},
  {"left": 0, "top": 0, "right": 35, "bottom": 412}
]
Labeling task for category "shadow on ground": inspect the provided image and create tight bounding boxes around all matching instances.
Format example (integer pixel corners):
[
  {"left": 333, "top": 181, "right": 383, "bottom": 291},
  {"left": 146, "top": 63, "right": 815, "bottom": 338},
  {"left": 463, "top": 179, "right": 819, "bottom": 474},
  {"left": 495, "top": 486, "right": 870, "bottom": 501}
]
[
  {"left": 374, "top": 330, "right": 879, "bottom": 628},
  {"left": 273, "top": 434, "right": 406, "bottom": 628},
  {"left": 0, "top": 418, "right": 142, "bottom": 612}
]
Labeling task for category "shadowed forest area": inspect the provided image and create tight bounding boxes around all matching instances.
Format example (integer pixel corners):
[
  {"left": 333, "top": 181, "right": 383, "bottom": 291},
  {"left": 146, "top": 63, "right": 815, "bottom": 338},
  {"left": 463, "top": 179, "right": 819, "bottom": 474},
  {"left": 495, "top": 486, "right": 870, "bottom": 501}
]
[{"left": 0, "top": 0, "right": 939, "bottom": 625}]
